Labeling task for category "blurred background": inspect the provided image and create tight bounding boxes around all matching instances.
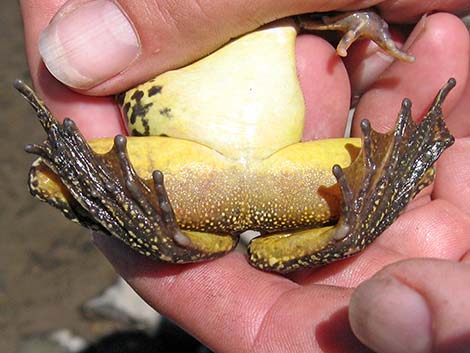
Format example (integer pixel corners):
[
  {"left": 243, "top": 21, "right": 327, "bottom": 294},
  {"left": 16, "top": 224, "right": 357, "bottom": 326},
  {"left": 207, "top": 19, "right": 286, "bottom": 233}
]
[{"left": 0, "top": 2, "right": 210, "bottom": 353}]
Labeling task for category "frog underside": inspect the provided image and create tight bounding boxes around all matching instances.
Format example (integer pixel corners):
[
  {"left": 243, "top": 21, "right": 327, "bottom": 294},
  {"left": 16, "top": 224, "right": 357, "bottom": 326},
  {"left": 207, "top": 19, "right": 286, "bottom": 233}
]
[
  {"left": 18, "top": 79, "right": 455, "bottom": 273},
  {"left": 18, "top": 11, "right": 455, "bottom": 273}
]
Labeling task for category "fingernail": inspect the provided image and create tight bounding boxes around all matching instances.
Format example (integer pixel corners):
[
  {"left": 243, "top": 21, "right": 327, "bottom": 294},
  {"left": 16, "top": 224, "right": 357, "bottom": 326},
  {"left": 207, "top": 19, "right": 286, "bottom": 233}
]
[
  {"left": 39, "top": 0, "right": 140, "bottom": 89},
  {"left": 349, "top": 275, "right": 432, "bottom": 353}
]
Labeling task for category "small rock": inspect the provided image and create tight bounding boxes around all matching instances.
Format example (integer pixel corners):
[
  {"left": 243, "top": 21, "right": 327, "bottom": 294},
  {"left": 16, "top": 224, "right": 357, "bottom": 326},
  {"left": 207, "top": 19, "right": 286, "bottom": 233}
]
[
  {"left": 50, "top": 329, "right": 87, "bottom": 352},
  {"left": 20, "top": 330, "right": 87, "bottom": 353}
]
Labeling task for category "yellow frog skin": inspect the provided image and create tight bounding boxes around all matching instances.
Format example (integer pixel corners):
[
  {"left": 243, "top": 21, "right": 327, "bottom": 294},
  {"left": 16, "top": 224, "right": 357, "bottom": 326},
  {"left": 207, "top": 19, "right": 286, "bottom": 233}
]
[{"left": 18, "top": 12, "right": 454, "bottom": 273}]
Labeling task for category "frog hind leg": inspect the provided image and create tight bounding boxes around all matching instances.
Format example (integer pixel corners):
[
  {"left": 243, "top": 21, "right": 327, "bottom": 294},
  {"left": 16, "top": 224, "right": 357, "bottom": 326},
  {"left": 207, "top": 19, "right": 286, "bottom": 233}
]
[
  {"left": 15, "top": 80, "right": 238, "bottom": 264},
  {"left": 297, "top": 10, "right": 415, "bottom": 63},
  {"left": 248, "top": 79, "right": 455, "bottom": 273}
]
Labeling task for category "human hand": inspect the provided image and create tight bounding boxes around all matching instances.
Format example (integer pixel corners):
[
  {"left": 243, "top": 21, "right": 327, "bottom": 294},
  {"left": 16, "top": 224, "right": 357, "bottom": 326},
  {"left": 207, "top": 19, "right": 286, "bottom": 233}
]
[{"left": 20, "top": 1, "right": 470, "bottom": 352}]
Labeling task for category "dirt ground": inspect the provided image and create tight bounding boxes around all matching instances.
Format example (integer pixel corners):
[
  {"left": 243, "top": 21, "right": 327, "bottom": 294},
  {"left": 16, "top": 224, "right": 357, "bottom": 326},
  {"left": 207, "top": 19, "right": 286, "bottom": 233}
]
[{"left": 0, "top": 3, "right": 128, "bottom": 352}]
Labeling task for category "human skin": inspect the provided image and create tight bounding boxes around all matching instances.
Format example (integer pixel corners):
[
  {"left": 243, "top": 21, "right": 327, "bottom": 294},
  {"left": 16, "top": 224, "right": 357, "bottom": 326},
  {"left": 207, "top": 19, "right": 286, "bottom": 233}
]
[{"left": 20, "top": 1, "right": 470, "bottom": 352}]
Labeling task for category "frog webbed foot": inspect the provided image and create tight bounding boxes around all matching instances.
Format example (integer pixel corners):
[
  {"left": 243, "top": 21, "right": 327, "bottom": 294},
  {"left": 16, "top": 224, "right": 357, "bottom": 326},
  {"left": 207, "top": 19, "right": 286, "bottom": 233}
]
[
  {"left": 16, "top": 80, "right": 237, "bottom": 263},
  {"left": 331, "top": 79, "right": 455, "bottom": 251},
  {"left": 297, "top": 10, "right": 415, "bottom": 63},
  {"left": 248, "top": 79, "right": 455, "bottom": 273}
]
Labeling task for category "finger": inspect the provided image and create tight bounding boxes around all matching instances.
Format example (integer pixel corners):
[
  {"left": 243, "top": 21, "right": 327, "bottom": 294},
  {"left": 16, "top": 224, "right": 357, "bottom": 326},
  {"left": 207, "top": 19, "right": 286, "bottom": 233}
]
[
  {"left": 25, "top": 0, "right": 384, "bottom": 93},
  {"left": 352, "top": 13, "right": 469, "bottom": 135},
  {"left": 446, "top": 48, "right": 470, "bottom": 138},
  {"left": 296, "top": 34, "right": 350, "bottom": 140},
  {"left": 33, "top": 0, "right": 460, "bottom": 94},
  {"left": 34, "top": 69, "right": 126, "bottom": 139},
  {"left": 378, "top": 0, "right": 470, "bottom": 22},
  {"left": 434, "top": 138, "right": 470, "bottom": 216},
  {"left": 93, "top": 233, "right": 366, "bottom": 352},
  {"left": 19, "top": 0, "right": 125, "bottom": 139},
  {"left": 22, "top": 1, "right": 469, "bottom": 95},
  {"left": 14, "top": 0, "right": 302, "bottom": 93},
  {"left": 350, "top": 258, "right": 470, "bottom": 353}
]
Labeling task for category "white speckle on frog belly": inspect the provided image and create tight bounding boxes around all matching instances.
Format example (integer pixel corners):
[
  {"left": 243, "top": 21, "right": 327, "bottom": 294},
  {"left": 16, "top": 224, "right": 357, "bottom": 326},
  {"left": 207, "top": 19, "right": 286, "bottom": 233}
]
[{"left": 239, "top": 157, "right": 248, "bottom": 166}]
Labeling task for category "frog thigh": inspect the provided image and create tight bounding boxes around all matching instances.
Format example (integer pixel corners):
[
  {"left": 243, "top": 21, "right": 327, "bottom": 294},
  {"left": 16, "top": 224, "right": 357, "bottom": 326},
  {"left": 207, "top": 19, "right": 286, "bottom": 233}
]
[{"left": 248, "top": 80, "right": 455, "bottom": 273}]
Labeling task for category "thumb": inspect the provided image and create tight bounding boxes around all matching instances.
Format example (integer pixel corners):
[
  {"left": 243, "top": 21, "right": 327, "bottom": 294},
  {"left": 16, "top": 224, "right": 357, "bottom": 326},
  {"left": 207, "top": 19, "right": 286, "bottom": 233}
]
[
  {"left": 349, "top": 257, "right": 470, "bottom": 353},
  {"left": 26, "top": 0, "right": 373, "bottom": 94}
]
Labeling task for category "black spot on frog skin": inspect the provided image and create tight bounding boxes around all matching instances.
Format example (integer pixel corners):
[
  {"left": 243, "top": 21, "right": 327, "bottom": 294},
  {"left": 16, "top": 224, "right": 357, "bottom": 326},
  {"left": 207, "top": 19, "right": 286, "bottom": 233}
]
[
  {"left": 140, "top": 114, "right": 151, "bottom": 135},
  {"left": 131, "top": 128, "right": 145, "bottom": 136},
  {"left": 148, "top": 85, "right": 162, "bottom": 97},
  {"left": 123, "top": 102, "right": 131, "bottom": 115},
  {"left": 133, "top": 102, "right": 153, "bottom": 120},
  {"left": 128, "top": 100, "right": 153, "bottom": 135},
  {"left": 115, "top": 92, "right": 126, "bottom": 105},
  {"left": 131, "top": 90, "right": 144, "bottom": 101},
  {"left": 31, "top": 179, "right": 39, "bottom": 188},
  {"left": 129, "top": 111, "right": 137, "bottom": 124},
  {"left": 159, "top": 107, "right": 173, "bottom": 119}
]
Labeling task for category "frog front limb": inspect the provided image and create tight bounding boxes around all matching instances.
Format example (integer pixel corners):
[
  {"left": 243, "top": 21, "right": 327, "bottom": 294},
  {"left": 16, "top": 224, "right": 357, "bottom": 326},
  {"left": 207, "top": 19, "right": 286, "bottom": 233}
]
[{"left": 296, "top": 10, "right": 416, "bottom": 63}]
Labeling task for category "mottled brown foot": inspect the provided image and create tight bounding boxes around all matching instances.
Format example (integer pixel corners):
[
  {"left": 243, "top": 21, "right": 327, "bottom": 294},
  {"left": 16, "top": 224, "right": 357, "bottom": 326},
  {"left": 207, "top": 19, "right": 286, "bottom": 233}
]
[
  {"left": 297, "top": 11, "right": 415, "bottom": 62},
  {"left": 16, "top": 80, "right": 237, "bottom": 263},
  {"left": 249, "top": 79, "right": 455, "bottom": 273}
]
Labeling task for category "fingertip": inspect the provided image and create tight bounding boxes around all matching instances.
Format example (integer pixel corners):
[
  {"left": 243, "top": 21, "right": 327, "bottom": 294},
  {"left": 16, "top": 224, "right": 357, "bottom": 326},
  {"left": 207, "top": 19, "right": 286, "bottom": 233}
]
[
  {"left": 350, "top": 273, "right": 432, "bottom": 353},
  {"left": 38, "top": 0, "right": 140, "bottom": 90},
  {"left": 351, "top": 259, "right": 470, "bottom": 352}
]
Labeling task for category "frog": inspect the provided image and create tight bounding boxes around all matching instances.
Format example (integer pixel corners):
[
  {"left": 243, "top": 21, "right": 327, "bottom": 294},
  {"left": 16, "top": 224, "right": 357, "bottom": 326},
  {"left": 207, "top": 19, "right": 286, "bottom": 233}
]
[{"left": 17, "top": 11, "right": 455, "bottom": 273}]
